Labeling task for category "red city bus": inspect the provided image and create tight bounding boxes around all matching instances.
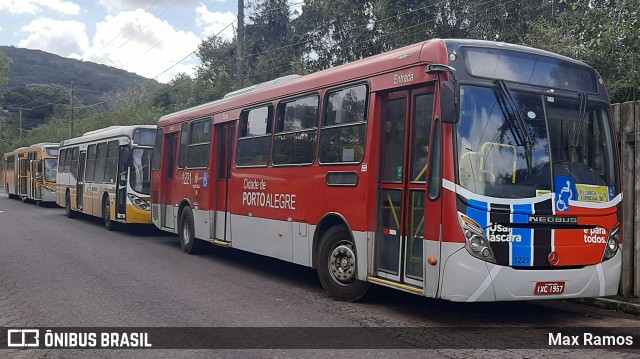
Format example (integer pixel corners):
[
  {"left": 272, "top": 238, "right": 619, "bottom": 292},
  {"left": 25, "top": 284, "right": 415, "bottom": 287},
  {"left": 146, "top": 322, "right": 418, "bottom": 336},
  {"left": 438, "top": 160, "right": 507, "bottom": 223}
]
[{"left": 151, "top": 39, "right": 621, "bottom": 302}]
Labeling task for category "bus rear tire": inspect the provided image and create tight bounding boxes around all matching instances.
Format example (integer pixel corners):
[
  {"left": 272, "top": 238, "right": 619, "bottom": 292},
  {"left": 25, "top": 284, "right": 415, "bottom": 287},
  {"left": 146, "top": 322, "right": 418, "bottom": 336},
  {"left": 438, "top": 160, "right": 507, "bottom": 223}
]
[
  {"left": 65, "top": 192, "right": 75, "bottom": 218},
  {"left": 317, "top": 224, "right": 369, "bottom": 302},
  {"left": 179, "top": 206, "right": 204, "bottom": 254},
  {"left": 103, "top": 196, "right": 116, "bottom": 231}
]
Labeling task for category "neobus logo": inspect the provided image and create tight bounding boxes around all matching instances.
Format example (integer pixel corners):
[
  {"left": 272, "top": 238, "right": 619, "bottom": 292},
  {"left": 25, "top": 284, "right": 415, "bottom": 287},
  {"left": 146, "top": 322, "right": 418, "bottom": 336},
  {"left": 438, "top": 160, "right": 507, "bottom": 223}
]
[{"left": 528, "top": 215, "right": 578, "bottom": 224}]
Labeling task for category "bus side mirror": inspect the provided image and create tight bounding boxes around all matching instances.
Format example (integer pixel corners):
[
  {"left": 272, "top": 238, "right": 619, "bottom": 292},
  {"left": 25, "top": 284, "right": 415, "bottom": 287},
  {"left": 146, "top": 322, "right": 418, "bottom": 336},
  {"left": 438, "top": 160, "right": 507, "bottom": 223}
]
[{"left": 440, "top": 80, "right": 459, "bottom": 123}]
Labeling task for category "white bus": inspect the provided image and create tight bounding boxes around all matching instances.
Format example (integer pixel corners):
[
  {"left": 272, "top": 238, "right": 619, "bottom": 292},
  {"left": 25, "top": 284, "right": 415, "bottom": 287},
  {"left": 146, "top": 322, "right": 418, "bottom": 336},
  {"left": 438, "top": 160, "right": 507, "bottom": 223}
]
[{"left": 56, "top": 125, "right": 156, "bottom": 230}]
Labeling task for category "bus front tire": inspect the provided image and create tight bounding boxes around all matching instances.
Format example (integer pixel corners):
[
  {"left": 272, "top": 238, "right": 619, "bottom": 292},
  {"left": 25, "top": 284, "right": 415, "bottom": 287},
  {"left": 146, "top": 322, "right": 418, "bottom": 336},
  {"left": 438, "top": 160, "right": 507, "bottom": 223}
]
[
  {"left": 103, "top": 197, "right": 116, "bottom": 231},
  {"left": 65, "top": 192, "right": 75, "bottom": 218},
  {"left": 317, "top": 225, "right": 369, "bottom": 302},
  {"left": 179, "top": 206, "right": 204, "bottom": 254}
]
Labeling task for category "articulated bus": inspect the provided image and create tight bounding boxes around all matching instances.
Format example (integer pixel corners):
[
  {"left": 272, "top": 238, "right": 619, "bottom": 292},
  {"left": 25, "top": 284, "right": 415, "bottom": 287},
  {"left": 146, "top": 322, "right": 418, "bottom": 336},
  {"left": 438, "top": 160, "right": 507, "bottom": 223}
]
[
  {"left": 151, "top": 39, "right": 621, "bottom": 302},
  {"left": 3, "top": 143, "right": 59, "bottom": 205},
  {"left": 56, "top": 125, "right": 156, "bottom": 230}
]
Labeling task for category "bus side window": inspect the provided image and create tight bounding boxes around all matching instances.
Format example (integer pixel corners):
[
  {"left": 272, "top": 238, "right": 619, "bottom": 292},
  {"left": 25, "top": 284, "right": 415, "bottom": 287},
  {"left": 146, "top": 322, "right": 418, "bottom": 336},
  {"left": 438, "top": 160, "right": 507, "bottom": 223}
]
[
  {"left": 86, "top": 144, "right": 97, "bottom": 182},
  {"left": 152, "top": 128, "right": 164, "bottom": 171},
  {"left": 236, "top": 105, "right": 273, "bottom": 167},
  {"left": 319, "top": 84, "right": 368, "bottom": 164},
  {"left": 105, "top": 141, "right": 119, "bottom": 184},
  {"left": 273, "top": 95, "right": 319, "bottom": 166},
  {"left": 178, "top": 122, "right": 189, "bottom": 169},
  {"left": 70, "top": 147, "right": 79, "bottom": 179},
  {"left": 95, "top": 143, "right": 107, "bottom": 183},
  {"left": 186, "top": 118, "right": 212, "bottom": 168},
  {"left": 59, "top": 150, "right": 67, "bottom": 173}
]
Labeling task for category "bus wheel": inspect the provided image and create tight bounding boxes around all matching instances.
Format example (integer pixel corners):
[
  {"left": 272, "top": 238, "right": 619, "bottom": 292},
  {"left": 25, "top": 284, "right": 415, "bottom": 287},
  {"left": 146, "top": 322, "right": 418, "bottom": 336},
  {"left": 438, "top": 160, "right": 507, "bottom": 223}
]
[
  {"left": 65, "top": 191, "right": 75, "bottom": 218},
  {"left": 103, "top": 197, "right": 116, "bottom": 231},
  {"left": 179, "top": 206, "right": 203, "bottom": 254},
  {"left": 317, "top": 225, "right": 369, "bottom": 302}
]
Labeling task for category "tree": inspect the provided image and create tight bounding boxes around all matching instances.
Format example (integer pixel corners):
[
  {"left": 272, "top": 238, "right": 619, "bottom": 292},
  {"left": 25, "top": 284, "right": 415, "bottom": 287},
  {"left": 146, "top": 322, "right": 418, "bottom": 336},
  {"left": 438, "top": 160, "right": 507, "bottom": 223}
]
[
  {"left": 295, "top": 0, "right": 381, "bottom": 71},
  {"left": 0, "top": 50, "right": 12, "bottom": 99},
  {"left": 525, "top": 0, "right": 640, "bottom": 103},
  {"left": 244, "top": 0, "right": 304, "bottom": 83}
]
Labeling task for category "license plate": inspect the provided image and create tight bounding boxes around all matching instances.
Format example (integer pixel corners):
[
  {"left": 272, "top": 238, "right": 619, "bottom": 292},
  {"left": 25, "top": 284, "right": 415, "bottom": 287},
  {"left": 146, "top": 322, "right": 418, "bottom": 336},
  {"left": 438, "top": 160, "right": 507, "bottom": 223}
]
[{"left": 534, "top": 281, "right": 565, "bottom": 295}]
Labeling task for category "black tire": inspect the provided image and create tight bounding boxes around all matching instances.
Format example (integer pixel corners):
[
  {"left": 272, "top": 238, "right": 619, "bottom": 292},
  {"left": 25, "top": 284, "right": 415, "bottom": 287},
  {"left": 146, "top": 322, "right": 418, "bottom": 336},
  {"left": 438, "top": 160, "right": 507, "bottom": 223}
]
[
  {"left": 317, "top": 225, "right": 370, "bottom": 302},
  {"left": 36, "top": 200, "right": 42, "bottom": 207},
  {"left": 179, "top": 206, "right": 204, "bottom": 254},
  {"left": 65, "top": 191, "right": 75, "bottom": 218},
  {"left": 103, "top": 196, "right": 116, "bottom": 231}
]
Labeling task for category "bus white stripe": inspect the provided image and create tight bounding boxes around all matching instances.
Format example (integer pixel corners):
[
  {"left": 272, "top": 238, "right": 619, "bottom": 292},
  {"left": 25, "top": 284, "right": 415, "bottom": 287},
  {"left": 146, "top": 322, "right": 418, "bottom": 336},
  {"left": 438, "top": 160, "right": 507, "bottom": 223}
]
[
  {"left": 596, "top": 264, "right": 605, "bottom": 296},
  {"left": 467, "top": 266, "right": 501, "bottom": 302}
]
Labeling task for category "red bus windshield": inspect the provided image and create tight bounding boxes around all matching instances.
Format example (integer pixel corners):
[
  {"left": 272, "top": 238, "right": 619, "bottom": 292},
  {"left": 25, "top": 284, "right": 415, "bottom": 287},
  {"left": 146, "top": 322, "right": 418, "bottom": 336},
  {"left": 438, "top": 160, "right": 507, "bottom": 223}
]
[{"left": 456, "top": 85, "right": 617, "bottom": 200}]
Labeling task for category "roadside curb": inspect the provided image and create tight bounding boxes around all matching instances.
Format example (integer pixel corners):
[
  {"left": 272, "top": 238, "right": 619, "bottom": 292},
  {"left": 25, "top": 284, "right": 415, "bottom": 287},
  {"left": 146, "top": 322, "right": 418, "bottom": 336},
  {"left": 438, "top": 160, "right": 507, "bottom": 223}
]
[{"left": 572, "top": 297, "right": 640, "bottom": 315}]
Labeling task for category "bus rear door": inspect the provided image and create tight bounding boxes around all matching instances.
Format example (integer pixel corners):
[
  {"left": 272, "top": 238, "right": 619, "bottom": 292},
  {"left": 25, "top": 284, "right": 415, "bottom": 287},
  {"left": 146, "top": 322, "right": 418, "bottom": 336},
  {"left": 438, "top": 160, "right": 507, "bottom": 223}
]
[
  {"left": 76, "top": 151, "right": 86, "bottom": 210},
  {"left": 18, "top": 157, "right": 29, "bottom": 197},
  {"left": 162, "top": 132, "right": 178, "bottom": 230},
  {"left": 212, "top": 122, "right": 235, "bottom": 243}
]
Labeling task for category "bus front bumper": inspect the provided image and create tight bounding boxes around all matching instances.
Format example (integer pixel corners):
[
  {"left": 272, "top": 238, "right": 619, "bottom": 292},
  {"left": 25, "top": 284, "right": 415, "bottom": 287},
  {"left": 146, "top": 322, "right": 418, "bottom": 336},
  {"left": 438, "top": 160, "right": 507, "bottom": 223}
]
[
  {"left": 440, "top": 243, "right": 622, "bottom": 302},
  {"left": 125, "top": 204, "right": 152, "bottom": 224}
]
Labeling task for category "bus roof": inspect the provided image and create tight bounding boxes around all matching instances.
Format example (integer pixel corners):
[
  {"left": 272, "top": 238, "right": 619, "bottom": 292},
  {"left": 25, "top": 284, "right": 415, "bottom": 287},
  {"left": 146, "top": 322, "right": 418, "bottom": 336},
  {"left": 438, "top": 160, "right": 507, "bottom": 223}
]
[
  {"left": 158, "top": 38, "right": 449, "bottom": 127},
  {"left": 30, "top": 143, "right": 60, "bottom": 149},
  {"left": 60, "top": 125, "right": 156, "bottom": 147},
  {"left": 158, "top": 38, "right": 599, "bottom": 128}
]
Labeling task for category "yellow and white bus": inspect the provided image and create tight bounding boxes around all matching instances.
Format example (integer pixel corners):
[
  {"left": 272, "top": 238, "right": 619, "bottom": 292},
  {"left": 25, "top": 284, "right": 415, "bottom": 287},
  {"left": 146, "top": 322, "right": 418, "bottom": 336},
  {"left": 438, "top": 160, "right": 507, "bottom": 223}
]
[
  {"left": 3, "top": 143, "right": 59, "bottom": 205},
  {"left": 56, "top": 125, "right": 156, "bottom": 230}
]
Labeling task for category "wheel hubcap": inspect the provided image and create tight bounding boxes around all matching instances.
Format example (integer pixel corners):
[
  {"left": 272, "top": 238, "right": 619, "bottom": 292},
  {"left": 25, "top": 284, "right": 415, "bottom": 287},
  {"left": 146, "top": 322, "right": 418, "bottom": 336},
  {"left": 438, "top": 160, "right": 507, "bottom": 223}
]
[
  {"left": 329, "top": 243, "right": 356, "bottom": 284},
  {"left": 182, "top": 223, "right": 190, "bottom": 244}
]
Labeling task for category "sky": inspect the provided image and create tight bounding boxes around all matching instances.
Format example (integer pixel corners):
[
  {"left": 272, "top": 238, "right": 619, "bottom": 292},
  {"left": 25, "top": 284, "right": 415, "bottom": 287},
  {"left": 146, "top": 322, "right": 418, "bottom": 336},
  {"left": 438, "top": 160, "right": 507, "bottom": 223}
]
[{"left": 0, "top": 0, "right": 242, "bottom": 83}]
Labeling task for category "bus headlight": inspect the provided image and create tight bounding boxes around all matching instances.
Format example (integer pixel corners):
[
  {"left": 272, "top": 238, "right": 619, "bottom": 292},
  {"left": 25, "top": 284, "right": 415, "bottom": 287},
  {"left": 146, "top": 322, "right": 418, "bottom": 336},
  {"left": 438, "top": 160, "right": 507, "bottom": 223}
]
[
  {"left": 127, "top": 193, "right": 150, "bottom": 211},
  {"left": 458, "top": 212, "right": 496, "bottom": 263},
  {"left": 602, "top": 223, "right": 620, "bottom": 261}
]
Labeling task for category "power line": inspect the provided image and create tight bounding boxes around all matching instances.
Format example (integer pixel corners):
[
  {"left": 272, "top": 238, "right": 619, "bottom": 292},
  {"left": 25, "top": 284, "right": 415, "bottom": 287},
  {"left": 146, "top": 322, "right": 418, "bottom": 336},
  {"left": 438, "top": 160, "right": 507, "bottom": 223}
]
[
  {"left": 84, "top": 0, "right": 163, "bottom": 63},
  {"left": 17, "top": 0, "right": 524, "bottom": 115},
  {"left": 92, "top": 0, "right": 182, "bottom": 65}
]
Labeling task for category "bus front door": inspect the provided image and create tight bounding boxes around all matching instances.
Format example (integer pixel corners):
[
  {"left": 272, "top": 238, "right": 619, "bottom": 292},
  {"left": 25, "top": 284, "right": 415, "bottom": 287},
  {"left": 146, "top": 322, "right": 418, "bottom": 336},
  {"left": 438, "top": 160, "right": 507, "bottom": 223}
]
[
  {"left": 162, "top": 133, "right": 178, "bottom": 230},
  {"left": 212, "top": 122, "right": 235, "bottom": 242},
  {"left": 31, "top": 160, "right": 42, "bottom": 201},
  {"left": 376, "top": 88, "right": 436, "bottom": 290}
]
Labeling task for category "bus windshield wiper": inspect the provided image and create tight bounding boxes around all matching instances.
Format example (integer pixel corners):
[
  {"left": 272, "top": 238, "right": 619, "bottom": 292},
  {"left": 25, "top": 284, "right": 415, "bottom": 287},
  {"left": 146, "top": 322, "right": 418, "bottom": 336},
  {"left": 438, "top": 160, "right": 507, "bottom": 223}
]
[
  {"left": 494, "top": 79, "right": 534, "bottom": 175},
  {"left": 571, "top": 92, "right": 588, "bottom": 147}
]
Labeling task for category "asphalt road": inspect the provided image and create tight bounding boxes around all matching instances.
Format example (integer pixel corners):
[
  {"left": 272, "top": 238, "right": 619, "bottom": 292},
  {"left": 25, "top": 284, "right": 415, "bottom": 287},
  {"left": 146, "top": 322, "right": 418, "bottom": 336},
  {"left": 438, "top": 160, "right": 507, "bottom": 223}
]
[{"left": 1, "top": 193, "right": 639, "bottom": 358}]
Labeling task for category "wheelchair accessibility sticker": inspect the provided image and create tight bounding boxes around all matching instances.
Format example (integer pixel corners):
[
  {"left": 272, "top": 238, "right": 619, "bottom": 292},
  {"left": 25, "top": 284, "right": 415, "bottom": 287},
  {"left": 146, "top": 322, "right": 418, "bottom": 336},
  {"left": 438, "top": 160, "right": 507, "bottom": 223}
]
[{"left": 555, "top": 176, "right": 575, "bottom": 212}]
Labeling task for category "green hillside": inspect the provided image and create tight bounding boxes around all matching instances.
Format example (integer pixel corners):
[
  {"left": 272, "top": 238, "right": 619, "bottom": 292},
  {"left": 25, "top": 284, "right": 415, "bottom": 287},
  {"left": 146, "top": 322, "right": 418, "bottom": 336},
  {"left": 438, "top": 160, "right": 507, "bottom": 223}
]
[{"left": 0, "top": 45, "right": 154, "bottom": 106}]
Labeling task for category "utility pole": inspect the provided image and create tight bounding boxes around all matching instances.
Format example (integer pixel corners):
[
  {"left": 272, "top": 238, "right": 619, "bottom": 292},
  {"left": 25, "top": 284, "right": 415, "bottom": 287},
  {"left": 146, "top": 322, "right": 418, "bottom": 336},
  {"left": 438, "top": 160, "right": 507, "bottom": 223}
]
[
  {"left": 0, "top": 109, "right": 5, "bottom": 140},
  {"left": 236, "top": 0, "right": 244, "bottom": 90},
  {"left": 70, "top": 81, "right": 75, "bottom": 138},
  {"left": 19, "top": 106, "right": 23, "bottom": 140}
]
